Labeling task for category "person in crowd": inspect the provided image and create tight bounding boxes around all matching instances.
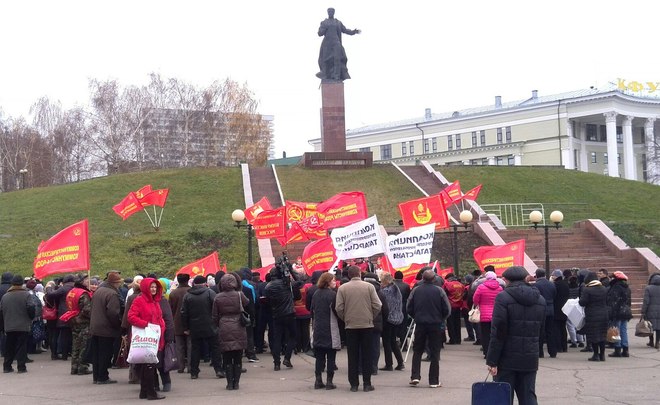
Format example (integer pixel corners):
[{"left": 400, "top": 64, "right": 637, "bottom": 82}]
[
  {"left": 121, "top": 276, "right": 141, "bottom": 384},
  {"left": 168, "top": 273, "right": 191, "bottom": 374},
  {"left": 534, "top": 269, "right": 557, "bottom": 358},
  {"left": 335, "top": 265, "right": 381, "bottom": 392},
  {"left": 238, "top": 267, "right": 259, "bottom": 363},
  {"left": 155, "top": 278, "right": 174, "bottom": 392},
  {"left": 487, "top": 266, "right": 546, "bottom": 405},
  {"left": 642, "top": 272, "right": 660, "bottom": 349},
  {"left": 181, "top": 275, "right": 223, "bottom": 379},
  {"left": 473, "top": 271, "right": 503, "bottom": 358},
  {"left": 25, "top": 279, "right": 44, "bottom": 355},
  {"left": 90, "top": 271, "right": 123, "bottom": 384},
  {"left": 606, "top": 271, "right": 632, "bottom": 357},
  {"left": 294, "top": 275, "right": 314, "bottom": 356},
  {"left": 579, "top": 271, "right": 609, "bottom": 361},
  {"left": 264, "top": 265, "right": 302, "bottom": 371},
  {"left": 392, "top": 270, "right": 411, "bottom": 345},
  {"left": 0, "top": 275, "right": 36, "bottom": 373},
  {"left": 0, "top": 272, "right": 14, "bottom": 356},
  {"left": 462, "top": 274, "right": 477, "bottom": 343},
  {"left": 127, "top": 278, "right": 166, "bottom": 400},
  {"left": 126, "top": 275, "right": 143, "bottom": 302},
  {"left": 45, "top": 274, "right": 75, "bottom": 361},
  {"left": 255, "top": 272, "right": 273, "bottom": 355},
  {"left": 597, "top": 268, "right": 610, "bottom": 288},
  {"left": 379, "top": 272, "right": 405, "bottom": 371},
  {"left": 61, "top": 274, "right": 93, "bottom": 375},
  {"left": 551, "top": 270, "right": 570, "bottom": 353},
  {"left": 212, "top": 273, "right": 249, "bottom": 390},
  {"left": 467, "top": 269, "right": 485, "bottom": 346},
  {"left": 89, "top": 278, "right": 100, "bottom": 293},
  {"left": 363, "top": 273, "right": 386, "bottom": 375},
  {"left": 443, "top": 273, "right": 465, "bottom": 345},
  {"left": 310, "top": 272, "right": 340, "bottom": 390},
  {"left": 407, "top": 269, "right": 450, "bottom": 388},
  {"left": 565, "top": 274, "right": 585, "bottom": 348}
]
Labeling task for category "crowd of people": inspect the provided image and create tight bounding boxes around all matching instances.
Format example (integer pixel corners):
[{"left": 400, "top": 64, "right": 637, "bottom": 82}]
[{"left": 1, "top": 259, "right": 660, "bottom": 404}]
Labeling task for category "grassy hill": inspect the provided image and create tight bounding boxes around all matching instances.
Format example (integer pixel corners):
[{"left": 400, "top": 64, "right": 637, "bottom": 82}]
[{"left": 1, "top": 165, "right": 658, "bottom": 280}]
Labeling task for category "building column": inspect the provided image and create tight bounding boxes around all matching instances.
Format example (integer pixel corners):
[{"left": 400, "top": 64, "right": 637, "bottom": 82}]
[
  {"left": 622, "top": 116, "right": 636, "bottom": 180},
  {"left": 604, "top": 112, "right": 619, "bottom": 178},
  {"left": 645, "top": 118, "right": 657, "bottom": 184},
  {"left": 564, "top": 119, "right": 574, "bottom": 169},
  {"left": 579, "top": 122, "right": 589, "bottom": 172}
]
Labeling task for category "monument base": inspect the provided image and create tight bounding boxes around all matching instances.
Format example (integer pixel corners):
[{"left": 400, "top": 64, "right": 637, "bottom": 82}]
[{"left": 302, "top": 152, "right": 373, "bottom": 169}]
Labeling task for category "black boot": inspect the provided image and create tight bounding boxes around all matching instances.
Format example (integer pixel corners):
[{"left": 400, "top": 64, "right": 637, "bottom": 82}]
[
  {"left": 233, "top": 364, "right": 242, "bottom": 390},
  {"left": 588, "top": 343, "right": 599, "bottom": 361},
  {"left": 225, "top": 365, "right": 234, "bottom": 390},
  {"left": 609, "top": 347, "right": 621, "bottom": 357},
  {"left": 314, "top": 373, "right": 326, "bottom": 389},
  {"left": 325, "top": 372, "right": 336, "bottom": 390},
  {"left": 622, "top": 347, "right": 629, "bottom": 357},
  {"left": 599, "top": 342, "right": 606, "bottom": 361},
  {"left": 143, "top": 365, "right": 165, "bottom": 400}
]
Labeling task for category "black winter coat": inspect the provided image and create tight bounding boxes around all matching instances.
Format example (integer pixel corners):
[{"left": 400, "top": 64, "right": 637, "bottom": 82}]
[
  {"left": 264, "top": 278, "right": 301, "bottom": 319},
  {"left": 553, "top": 279, "right": 570, "bottom": 321},
  {"left": 159, "top": 298, "right": 175, "bottom": 343},
  {"left": 181, "top": 285, "right": 217, "bottom": 338},
  {"left": 579, "top": 282, "right": 609, "bottom": 342},
  {"left": 606, "top": 279, "right": 632, "bottom": 322},
  {"left": 486, "top": 281, "right": 546, "bottom": 372},
  {"left": 45, "top": 281, "right": 74, "bottom": 328},
  {"left": 642, "top": 274, "right": 660, "bottom": 330},
  {"left": 311, "top": 288, "right": 340, "bottom": 350},
  {"left": 534, "top": 278, "right": 556, "bottom": 318}
]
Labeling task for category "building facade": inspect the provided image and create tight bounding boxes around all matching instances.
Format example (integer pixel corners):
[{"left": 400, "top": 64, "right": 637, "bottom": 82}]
[{"left": 309, "top": 86, "right": 660, "bottom": 183}]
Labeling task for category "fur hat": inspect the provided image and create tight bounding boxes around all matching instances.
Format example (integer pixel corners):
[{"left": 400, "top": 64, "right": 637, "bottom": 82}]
[
  {"left": 502, "top": 266, "right": 528, "bottom": 282},
  {"left": 552, "top": 270, "right": 563, "bottom": 278},
  {"left": 193, "top": 275, "right": 207, "bottom": 285},
  {"left": 11, "top": 274, "right": 24, "bottom": 286},
  {"left": 105, "top": 271, "right": 123, "bottom": 284}
]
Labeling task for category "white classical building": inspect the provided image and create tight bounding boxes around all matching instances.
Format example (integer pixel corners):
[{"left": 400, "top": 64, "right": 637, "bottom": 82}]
[{"left": 309, "top": 84, "right": 660, "bottom": 183}]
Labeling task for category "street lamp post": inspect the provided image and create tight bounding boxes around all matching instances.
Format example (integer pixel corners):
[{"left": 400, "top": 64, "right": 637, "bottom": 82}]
[
  {"left": 529, "top": 210, "right": 564, "bottom": 277},
  {"left": 19, "top": 168, "right": 28, "bottom": 189},
  {"left": 231, "top": 209, "right": 254, "bottom": 269},
  {"left": 450, "top": 210, "right": 474, "bottom": 277}
]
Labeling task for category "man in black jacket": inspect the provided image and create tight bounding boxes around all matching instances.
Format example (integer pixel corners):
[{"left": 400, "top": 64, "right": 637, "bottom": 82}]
[
  {"left": 181, "top": 275, "right": 222, "bottom": 379},
  {"left": 487, "top": 266, "right": 546, "bottom": 405},
  {"left": 264, "top": 266, "right": 301, "bottom": 370},
  {"left": 534, "top": 269, "right": 557, "bottom": 358},
  {"left": 0, "top": 275, "right": 36, "bottom": 373},
  {"left": 551, "top": 270, "right": 570, "bottom": 353}
]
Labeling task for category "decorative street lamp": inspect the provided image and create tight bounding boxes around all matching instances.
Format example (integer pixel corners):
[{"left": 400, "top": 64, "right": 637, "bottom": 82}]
[
  {"left": 231, "top": 209, "right": 254, "bottom": 269},
  {"left": 451, "top": 209, "right": 474, "bottom": 277},
  {"left": 529, "top": 210, "right": 564, "bottom": 278},
  {"left": 19, "top": 168, "right": 28, "bottom": 189}
]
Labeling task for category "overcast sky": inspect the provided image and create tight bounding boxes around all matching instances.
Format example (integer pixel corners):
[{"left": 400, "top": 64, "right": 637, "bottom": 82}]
[{"left": 1, "top": 0, "right": 658, "bottom": 158}]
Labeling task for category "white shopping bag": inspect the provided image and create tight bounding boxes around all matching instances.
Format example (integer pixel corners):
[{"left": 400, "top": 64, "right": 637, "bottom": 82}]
[
  {"left": 561, "top": 298, "right": 585, "bottom": 330},
  {"left": 127, "top": 323, "right": 161, "bottom": 364}
]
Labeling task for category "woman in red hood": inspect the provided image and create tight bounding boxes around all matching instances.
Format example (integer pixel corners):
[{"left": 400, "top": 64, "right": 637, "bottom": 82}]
[{"left": 128, "top": 277, "right": 166, "bottom": 400}]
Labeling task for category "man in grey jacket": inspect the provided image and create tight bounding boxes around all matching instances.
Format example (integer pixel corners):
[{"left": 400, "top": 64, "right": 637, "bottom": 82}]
[{"left": 0, "top": 275, "right": 36, "bottom": 373}]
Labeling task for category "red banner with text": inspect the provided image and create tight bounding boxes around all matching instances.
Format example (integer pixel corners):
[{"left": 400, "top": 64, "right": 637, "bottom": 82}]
[
  {"left": 398, "top": 194, "right": 449, "bottom": 230},
  {"left": 473, "top": 239, "right": 526, "bottom": 275},
  {"left": 302, "top": 237, "right": 337, "bottom": 276},
  {"left": 317, "top": 191, "right": 368, "bottom": 230},
  {"left": 244, "top": 197, "right": 272, "bottom": 225},
  {"left": 112, "top": 192, "right": 144, "bottom": 220},
  {"left": 253, "top": 206, "right": 286, "bottom": 239},
  {"left": 33, "top": 219, "right": 90, "bottom": 279}
]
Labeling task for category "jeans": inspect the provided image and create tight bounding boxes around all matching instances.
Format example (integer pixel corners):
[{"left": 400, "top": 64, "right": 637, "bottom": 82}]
[
  {"left": 613, "top": 320, "right": 629, "bottom": 348},
  {"left": 411, "top": 323, "right": 442, "bottom": 385},
  {"left": 345, "top": 328, "right": 373, "bottom": 387}
]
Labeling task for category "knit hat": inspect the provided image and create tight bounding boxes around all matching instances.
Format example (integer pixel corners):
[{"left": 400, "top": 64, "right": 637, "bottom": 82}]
[
  {"left": 612, "top": 271, "right": 628, "bottom": 281},
  {"left": 176, "top": 273, "right": 190, "bottom": 284},
  {"left": 552, "top": 270, "right": 563, "bottom": 278},
  {"left": 11, "top": 274, "right": 24, "bottom": 286},
  {"left": 485, "top": 271, "right": 497, "bottom": 280},
  {"left": 502, "top": 266, "right": 528, "bottom": 282},
  {"left": 193, "top": 275, "right": 207, "bottom": 285},
  {"left": 105, "top": 271, "right": 123, "bottom": 284},
  {"left": 26, "top": 279, "right": 37, "bottom": 290}
]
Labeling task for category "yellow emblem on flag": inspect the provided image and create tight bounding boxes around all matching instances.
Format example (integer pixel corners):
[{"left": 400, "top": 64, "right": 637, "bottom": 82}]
[{"left": 412, "top": 203, "right": 432, "bottom": 224}]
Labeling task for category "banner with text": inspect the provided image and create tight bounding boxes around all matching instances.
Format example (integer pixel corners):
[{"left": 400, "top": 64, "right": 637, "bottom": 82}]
[
  {"left": 34, "top": 219, "right": 90, "bottom": 279},
  {"left": 286, "top": 200, "right": 326, "bottom": 239},
  {"left": 317, "top": 191, "right": 368, "bottom": 230},
  {"left": 473, "top": 239, "right": 526, "bottom": 275},
  {"left": 244, "top": 197, "right": 272, "bottom": 225},
  {"left": 330, "top": 215, "right": 385, "bottom": 260},
  {"left": 113, "top": 192, "right": 144, "bottom": 220},
  {"left": 277, "top": 222, "right": 310, "bottom": 246},
  {"left": 439, "top": 181, "right": 462, "bottom": 207},
  {"left": 253, "top": 206, "right": 286, "bottom": 239},
  {"left": 302, "top": 237, "right": 337, "bottom": 275},
  {"left": 386, "top": 223, "right": 435, "bottom": 268}
]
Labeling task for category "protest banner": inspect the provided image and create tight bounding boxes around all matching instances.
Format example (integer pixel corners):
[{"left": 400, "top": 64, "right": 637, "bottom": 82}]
[
  {"left": 253, "top": 206, "right": 286, "bottom": 239},
  {"left": 330, "top": 215, "right": 385, "bottom": 260},
  {"left": 398, "top": 195, "right": 448, "bottom": 230},
  {"left": 34, "top": 219, "right": 90, "bottom": 279},
  {"left": 473, "top": 239, "right": 526, "bottom": 275},
  {"left": 177, "top": 252, "right": 220, "bottom": 277},
  {"left": 302, "top": 237, "right": 337, "bottom": 275},
  {"left": 386, "top": 223, "right": 435, "bottom": 268},
  {"left": 317, "top": 191, "right": 368, "bottom": 230}
]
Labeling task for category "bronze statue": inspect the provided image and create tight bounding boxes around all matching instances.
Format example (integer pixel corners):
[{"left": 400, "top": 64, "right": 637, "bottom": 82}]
[{"left": 316, "top": 8, "right": 360, "bottom": 82}]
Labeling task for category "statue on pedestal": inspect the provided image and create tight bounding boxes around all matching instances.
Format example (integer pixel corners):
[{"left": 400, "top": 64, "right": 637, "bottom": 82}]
[{"left": 316, "top": 8, "right": 360, "bottom": 82}]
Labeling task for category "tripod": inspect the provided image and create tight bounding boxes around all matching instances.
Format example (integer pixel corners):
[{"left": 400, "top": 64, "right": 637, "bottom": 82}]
[{"left": 401, "top": 319, "right": 416, "bottom": 363}]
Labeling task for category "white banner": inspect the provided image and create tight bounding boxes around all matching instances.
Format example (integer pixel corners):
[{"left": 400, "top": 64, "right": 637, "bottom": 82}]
[
  {"left": 386, "top": 223, "right": 435, "bottom": 269},
  {"left": 330, "top": 215, "right": 385, "bottom": 260}
]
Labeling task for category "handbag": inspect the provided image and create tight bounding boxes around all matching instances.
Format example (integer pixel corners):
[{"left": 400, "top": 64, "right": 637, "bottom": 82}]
[
  {"left": 635, "top": 318, "right": 653, "bottom": 337},
  {"left": 162, "top": 341, "right": 179, "bottom": 373},
  {"left": 238, "top": 293, "right": 252, "bottom": 327},
  {"left": 114, "top": 335, "right": 129, "bottom": 368},
  {"left": 42, "top": 303, "right": 58, "bottom": 321},
  {"left": 606, "top": 326, "right": 621, "bottom": 343},
  {"left": 468, "top": 306, "right": 481, "bottom": 323},
  {"left": 31, "top": 320, "right": 45, "bottom": 341},
  {"left": 127, "top": 324, "right": 161, "bottom": 364}
]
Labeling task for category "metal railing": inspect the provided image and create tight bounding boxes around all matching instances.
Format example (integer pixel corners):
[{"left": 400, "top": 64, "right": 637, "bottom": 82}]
[{"left": 479, "top": 203, "right": 545, "bottom": 227}]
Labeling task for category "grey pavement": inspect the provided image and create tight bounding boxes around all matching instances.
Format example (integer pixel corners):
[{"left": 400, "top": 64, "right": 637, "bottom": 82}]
[{"left": 1, "top": 324, "right": 659, "bottom": 405}]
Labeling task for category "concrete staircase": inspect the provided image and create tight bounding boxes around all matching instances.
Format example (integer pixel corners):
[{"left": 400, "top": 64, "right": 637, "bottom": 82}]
[
  {"left": 498, "top": 226, "right": 649, "bottom": 315},
  {"left": 248, "top": 167, "right": 283, "bottom": 209}
]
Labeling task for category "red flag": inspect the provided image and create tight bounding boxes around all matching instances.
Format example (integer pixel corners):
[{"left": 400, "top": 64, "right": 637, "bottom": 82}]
[
  {"left": 33, "top": 220, "right": 90, "bottom": 279},
  {"left": 462, "top": 184, "right": 482, "bottom": 201},
  {"left": 112, "top": 192, "right": 144, "bottom": 220},
  {"left": 244, "top": 197, "right": 272, "bottom": 225},
  {"left": 277, "top": 222, "right": 310, "bottom": 246},
  {"left": 439, "top": 181, "right": 462, "bottom": 207},
  {"left": 286, "top": 201, "right": 327, "bottom": 239},
  {"left": 302, "top": 237, "right": 337, "bottom": 275},
  {"left": 252, "top": 265, "right": 274, "bottom": 281},
  {"left": 298, "top": 214, "right": 327, "bottom": 239},
  {"left": 381, "top": 256, "right": 427, "bottom": 287},
  {"left": 398, "top": 195, "right": 449, "bottom": 230},
  {"left": 135, "top": 185, "right": 152, "bottom": 200},
  {"left": 317, "top": 191, "right": 368, "bottom": 230},
  {"left": 473, "top": 239, "right": 526, "bottom": 276},
  {"left": 139, "top": 188, "right": 169, "bottom": 208},
  {"left": 253, "top": 206, "right": 286, "bottom": 239},
  {"left": 176, "top": 252, "right": 220, "bottom": 277}
]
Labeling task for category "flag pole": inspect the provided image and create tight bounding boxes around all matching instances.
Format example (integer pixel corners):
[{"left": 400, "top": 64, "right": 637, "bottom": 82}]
[
  {"left": 143, "top": 210, "right": 156, "bottom": 229},
  {"left": 153, "top": 205, "right": 158, "bottom": 226},
  {"left": 156, "top": 207, "right": 165, "bottom": 229}
]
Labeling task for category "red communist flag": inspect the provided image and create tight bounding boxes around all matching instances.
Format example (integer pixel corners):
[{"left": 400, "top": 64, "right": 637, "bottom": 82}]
[
  {"left": 244, "top": 197, "right": 273, "bottom": 225},
  {"left": 277, "top": 222, "right": 310, "bottom": 246},
  {"left": 177, "top": 252, "right": 220, "bottom": 277},
  {"left": 112, "top": 192, "right": 144, "bottom": 220},
  {"left": 285, "top": 201, "right": 327, "bottom": 239},
  {"left": 398, "top": 194, "right": 449, "bottom": 230},
  {"left": 462, "top": 184, "right": 482, "bottom": 201},
  {"left": 473, "top": 239, "right": 526, "bottom": 276},
  {"left": 34, "top": 219, "right": 90, "bottom": 279},
  {"left": 439, "top": 181, "right": 462, "bottom": 207},
  {"left": 317, "top": 191, "right": 368, "bottom": 230},
  {"left": 139, "top": 189, "right": 169, "bottom": 208},
  {"left": 253, "top": 206, "right": 286, "bottom": 239},
  {"left": 302, "top": 237, "right": 337, "bottom": 276},
  {"left": 135, "top": 185, "right": 152, "bottom": 205},
  {"left": 380, "top": 257, "right": 452, "bottom": 287}
]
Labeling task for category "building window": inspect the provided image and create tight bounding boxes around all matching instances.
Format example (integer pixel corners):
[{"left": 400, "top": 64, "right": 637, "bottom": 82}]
[
  {"left": 616, "top": 132, "right": 623, "bottom": 143},
  {"left": 480, "top": 130, "right": 486, "bottom": 146},
  {"left": 447, "top": 135, "right": 453, "bottom": 151},
  {"left": 482, "top": 157, "right": 489, "bottom": 165},
  {"left": 424, "top": 138, "right": 429, "bottom": 153},
  {"left": 587, "top": 124, "right": 598, "bottom": 141},
  {"left": 401, "top": 142, "right": 407, "bottom": 156},
  {"left": 496, "top": 156, "right": 504, "bottom": 165},
  {"left": 574, "top": 149, "right": 579, "bottom": 169},
  {"left": 380, "top": 144, "right": 391, "bottom": 160},
  {"left": 470, "top": 159, "right": 478, "bottom": 165},
  {"left": 359, "top": 147, "right": 370, "bottom": 153},
  {"left": 617, "top": 153, "right": 621, "bottom": 164},
  {"left": 455, "top": 134, "right": 461, "bottom": 150},
  {"left": 505, "top": 126, "right": 512, "bottom": 143},
  {"left": 432, "top": 137, "right": 437, "bottom": 152},
  {"left": 572, "top": 121, "right": 578, "bottom": 138},
  {"left": 497, "top": 128, "right": 503, "bottom": 144},
  {"left": 599, "top": 125, "right": 607, "bottom": 142},
  {"left": 409, "top": 141, "right": 414, "bottom": 155},
  {"left": 591, "top": 152, "right": 597, "bottom": 163},
  {"left": 471, "top": 131, "right": 477, "bottom": 147},
  {"left": 507, "top": 155, "right": 515, "bottom": 165},
  {"left": 604, "top": 152, "right": 608, "bottom": 164}
]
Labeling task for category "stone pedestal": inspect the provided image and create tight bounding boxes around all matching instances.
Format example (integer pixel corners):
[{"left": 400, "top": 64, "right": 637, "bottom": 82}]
[
  {"left": 302, "top": 151, "right": 372, "bottom": 169},
  {"left": 321, "top": 82, "right": 347, "bottom": 152}
]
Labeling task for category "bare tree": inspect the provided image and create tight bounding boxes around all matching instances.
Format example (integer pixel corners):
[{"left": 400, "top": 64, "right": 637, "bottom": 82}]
[{"left": 0, "top": 117, "right": 42, "bottom": 191}]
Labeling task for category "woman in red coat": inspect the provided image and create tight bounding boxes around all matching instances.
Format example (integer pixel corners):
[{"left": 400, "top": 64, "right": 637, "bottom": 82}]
[{"left": 128, "top": 278, "right": 166, "bottom": 400}]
